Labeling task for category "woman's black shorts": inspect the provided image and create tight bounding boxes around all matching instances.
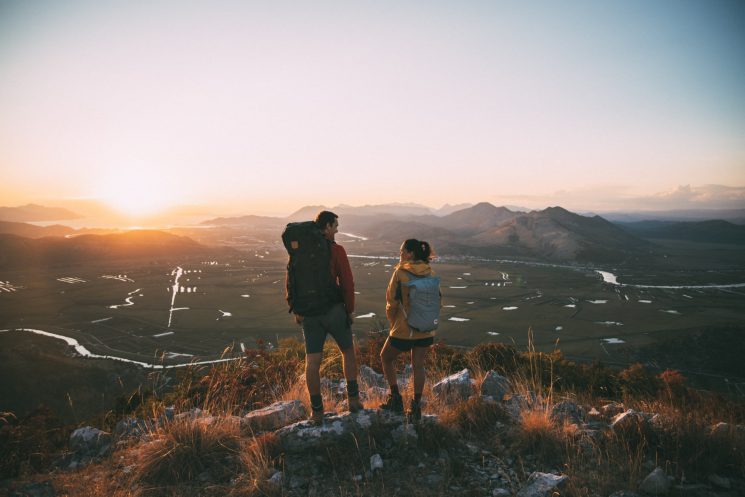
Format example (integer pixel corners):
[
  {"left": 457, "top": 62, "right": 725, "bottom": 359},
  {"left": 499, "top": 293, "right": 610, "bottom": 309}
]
[{"left": 388, "top": 335, "right": 434, "bottom": 352}]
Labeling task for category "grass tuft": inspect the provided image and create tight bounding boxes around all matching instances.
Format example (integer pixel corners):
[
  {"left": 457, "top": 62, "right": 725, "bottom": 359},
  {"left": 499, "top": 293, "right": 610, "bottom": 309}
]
[{"left": 131, "top": 417, "right": 241, "bottom": 486}]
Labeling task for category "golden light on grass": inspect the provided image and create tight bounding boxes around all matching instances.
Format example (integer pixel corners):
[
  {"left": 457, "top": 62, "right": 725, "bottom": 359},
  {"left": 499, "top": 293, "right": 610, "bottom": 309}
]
[{"left": 131, "top": 417, "right": 241, "bottom": 486}]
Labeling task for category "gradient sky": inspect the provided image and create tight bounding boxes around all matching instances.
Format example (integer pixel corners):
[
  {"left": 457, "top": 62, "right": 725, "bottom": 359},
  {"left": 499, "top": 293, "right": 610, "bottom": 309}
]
[{"left": 1, "top": 0, "right": 744, "bottom": 218}]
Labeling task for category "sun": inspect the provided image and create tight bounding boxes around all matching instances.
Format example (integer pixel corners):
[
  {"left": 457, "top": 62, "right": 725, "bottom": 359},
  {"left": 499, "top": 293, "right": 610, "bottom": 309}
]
[{"left": 95, "top": 167, "right": 179, "bottom": 219}]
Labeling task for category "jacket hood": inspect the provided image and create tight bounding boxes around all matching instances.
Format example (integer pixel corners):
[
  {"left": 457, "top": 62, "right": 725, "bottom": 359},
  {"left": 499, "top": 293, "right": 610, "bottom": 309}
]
[{"left": 397, "top": 260, "right": 432, "bottom": 276}]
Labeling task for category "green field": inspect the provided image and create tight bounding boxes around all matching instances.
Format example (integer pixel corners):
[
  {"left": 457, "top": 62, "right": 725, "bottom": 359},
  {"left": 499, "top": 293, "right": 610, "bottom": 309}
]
[{"left": 2, "top": 241, "right": 744, "bottom": 369}]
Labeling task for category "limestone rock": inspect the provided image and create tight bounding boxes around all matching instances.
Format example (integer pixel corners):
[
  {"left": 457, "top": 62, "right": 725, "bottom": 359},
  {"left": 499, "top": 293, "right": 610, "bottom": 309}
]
[
  {"left": 359, "top": 365, "right": 387, "bottom": 389},
  {"left": 242, "top": 400, "right": 306, "bottom": 432},
  {"left": 69, "top": 426, "right": 112, "bottom": 457},
  {"left": 550, "top": 400, "right": 583, "bottom": 425},
  {"left": 114, "top": 417, "right": 150, "bottom": 439},
  {"left": 639, "top": 467, "right": 670, "bottom": 495},
  {"left": 433, "top": 368, "right": 473, "bottom": 402},
  {"left": 517, "top": 472, "right": 568, "bottom": 497},
  {"left": 611, "top": 409, "right": 646, "bottom": 433},
  {"left": 601, "top": 402, "right": 625, "bottom": 418},
  {"left": 480, "top": 370, "right": 511, "bottom": 400},
  {"left": 370, "top": 453, "right": 384, "bottom": 472}
]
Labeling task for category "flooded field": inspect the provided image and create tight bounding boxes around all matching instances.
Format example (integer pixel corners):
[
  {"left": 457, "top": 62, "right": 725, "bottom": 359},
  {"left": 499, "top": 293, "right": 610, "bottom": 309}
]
[{"left": 1, "top": 242, "right": 744, "bottom": 370}]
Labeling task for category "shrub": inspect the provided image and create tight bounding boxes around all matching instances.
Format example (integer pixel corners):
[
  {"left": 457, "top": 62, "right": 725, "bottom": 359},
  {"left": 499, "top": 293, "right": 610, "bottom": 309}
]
[
  {"left": 619, "top": 363, "right": 659, "bottom": 399},
  {"left": 467, "top": 342, "right": 518, "bottom": 375}
]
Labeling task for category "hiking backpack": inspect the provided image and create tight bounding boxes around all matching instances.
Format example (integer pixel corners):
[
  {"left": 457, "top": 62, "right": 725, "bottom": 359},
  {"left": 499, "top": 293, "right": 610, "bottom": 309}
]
[
  {"left": 282, "top": 221, "right": 339, "bottom": 316},
  {"left": 401, "top": 272, "right": 441, "bottom": 333}
]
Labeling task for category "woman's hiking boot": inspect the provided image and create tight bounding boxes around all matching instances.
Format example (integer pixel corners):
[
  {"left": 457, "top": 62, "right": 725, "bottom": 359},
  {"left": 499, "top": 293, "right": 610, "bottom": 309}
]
[
  {"left": 379, "top": 393, "right": 404, "bottom": 414},
  {"left": 406, "top": 400, "right": 422, "bottom": 422}
]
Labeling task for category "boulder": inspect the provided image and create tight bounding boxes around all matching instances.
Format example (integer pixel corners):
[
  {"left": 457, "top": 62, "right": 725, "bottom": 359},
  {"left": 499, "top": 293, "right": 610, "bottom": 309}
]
[
  {"left": 611, "top": 410, "right": 646, "bottom": 433},
  {"left": 370, "top": 453, "right": 383, "bottom": 472},
  {"left": 359, "top": 365, "right": 387, "bottom": 389},
  {"left": 114, "top": 417, "right": 150, "bottom": 439},
  {"left": 601, "top": 402, "right": 626, "bottom": 418},
  {"left": 242, "top": 400, "right": 307, "bottom": 432},
  {"left": 550, "top": 400, "right": 583, "bottom": 426},
  {"left": 639, "top": 467, "right": 670, "bottom": 495},
  {"left": 69, "top": 426, "right": 112, "bottom": 458},
  {"left": 480, "top": 371, "right": 510, "bottom": 400},
  {"left": 503, "top": 394, "right": 535, "bottom": 422},
  {"left": 516, "top": 472, "right": 568, "bottom": 497},
  {"left": 432, "top": 368, "right": 473, "bottom": 402}
]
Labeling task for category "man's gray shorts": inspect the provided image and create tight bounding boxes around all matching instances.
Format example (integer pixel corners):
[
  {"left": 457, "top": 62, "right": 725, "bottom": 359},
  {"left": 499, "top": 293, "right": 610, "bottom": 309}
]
[{"left": 302, "top": 302, "right": 353, "bottom": 354}]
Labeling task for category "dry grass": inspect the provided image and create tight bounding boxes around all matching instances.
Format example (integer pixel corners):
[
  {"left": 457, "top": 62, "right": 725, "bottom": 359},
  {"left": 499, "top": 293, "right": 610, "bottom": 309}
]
[
  {"left": 229, "top": 432, "right": 283, "bottom": 497},
  {"left": 439, "top": 395, "right": 509, "bottom": 438},
  {"left": 511, "top": 408, "right": 567, "bottom": 463},
  {"left": 130, "top": 417, "right": 242, "bottom": 486}
]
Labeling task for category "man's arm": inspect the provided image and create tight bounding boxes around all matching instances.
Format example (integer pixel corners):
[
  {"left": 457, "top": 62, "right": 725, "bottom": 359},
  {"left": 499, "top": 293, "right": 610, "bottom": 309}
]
[{"left": 332, "top": 244, "right": 355, "bottom": 315}]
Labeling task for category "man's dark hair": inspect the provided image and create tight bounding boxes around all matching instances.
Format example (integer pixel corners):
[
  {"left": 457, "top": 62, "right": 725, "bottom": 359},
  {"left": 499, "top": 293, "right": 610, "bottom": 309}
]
[{"left": 314, "top": 210, "right": 338, "bottom": 230}]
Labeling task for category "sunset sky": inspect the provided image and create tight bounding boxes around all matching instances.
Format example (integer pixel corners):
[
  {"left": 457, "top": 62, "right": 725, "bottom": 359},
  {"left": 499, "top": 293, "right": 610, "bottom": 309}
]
[{"left": 1, "top": 0, "right": 744, "bottom": 220}]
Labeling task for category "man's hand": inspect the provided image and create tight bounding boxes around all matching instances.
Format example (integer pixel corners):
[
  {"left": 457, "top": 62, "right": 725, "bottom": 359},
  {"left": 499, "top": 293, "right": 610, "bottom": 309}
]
[{"left": 294, "top": 313, "right": 304, "bottom": 325}]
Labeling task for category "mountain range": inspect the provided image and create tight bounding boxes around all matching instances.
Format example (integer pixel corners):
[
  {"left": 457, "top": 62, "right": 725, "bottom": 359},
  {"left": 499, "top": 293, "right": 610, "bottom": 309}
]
[
  {"left": 203, "top": 202, "right": 649, "bottom": 262},
  {"left": 3, "top": 202, "right": 743, "bottom": 266}
]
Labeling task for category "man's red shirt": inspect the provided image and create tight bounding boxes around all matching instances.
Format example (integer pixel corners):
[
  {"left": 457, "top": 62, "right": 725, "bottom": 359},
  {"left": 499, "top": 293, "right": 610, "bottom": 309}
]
[{"left": 330, "top": 243, "right": 355, "bottom": 315}]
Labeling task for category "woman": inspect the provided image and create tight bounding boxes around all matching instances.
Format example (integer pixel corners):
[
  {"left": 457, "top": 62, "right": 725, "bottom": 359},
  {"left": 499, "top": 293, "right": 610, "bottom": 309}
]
[{"left": 379, "top": 238, "right": 440, "bottom": 420}]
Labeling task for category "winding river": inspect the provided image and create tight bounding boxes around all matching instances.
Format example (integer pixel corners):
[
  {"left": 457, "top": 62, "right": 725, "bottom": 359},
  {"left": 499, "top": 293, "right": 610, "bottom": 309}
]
[{"left": 0, "top": 328, "right": 241, "bottom": 369}]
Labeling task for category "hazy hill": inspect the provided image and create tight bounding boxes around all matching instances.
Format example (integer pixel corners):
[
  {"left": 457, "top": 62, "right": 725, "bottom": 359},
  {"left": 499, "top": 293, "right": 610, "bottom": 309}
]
[
  {"left": 432, "top": 203, "right": 473, "bottom": 216},
  {"left": 469, "top": 206, "right": 648, "bottom": 261},
  {"left": 617, "top": 219, "right": 745, "bottom": 245},
  {"left": 0, "top": 221, "right": 75, "bottom": 238},
  {"left": 436, "top": 202, "right": 520, "bottom": 235},
  {"left": 0, "top": 230, "right": 211, "bottom": 269},
  {"left": 601, "top": 208, "right": 745, "bottom": 225},
  {"left": 200, "top": 214, "right": 284, "bottom": 229},
  {"left": 0, "top": 203, "right": 81, "bottom": 222}
]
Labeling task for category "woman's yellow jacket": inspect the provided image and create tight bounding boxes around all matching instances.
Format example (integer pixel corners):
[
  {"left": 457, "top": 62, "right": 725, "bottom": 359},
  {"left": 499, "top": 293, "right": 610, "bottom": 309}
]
[{"left": 385, "top": 260, "right": 440, "bottom": 340}]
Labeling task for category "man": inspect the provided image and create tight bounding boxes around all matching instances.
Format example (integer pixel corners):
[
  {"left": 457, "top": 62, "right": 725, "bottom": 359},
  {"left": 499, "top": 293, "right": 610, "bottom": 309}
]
[{"left": 288, "top": 210, "right": 363, "bottom": 423}]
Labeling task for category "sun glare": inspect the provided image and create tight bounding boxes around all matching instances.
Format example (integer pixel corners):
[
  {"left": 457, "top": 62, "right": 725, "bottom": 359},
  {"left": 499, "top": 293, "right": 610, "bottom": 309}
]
[{"left": 96, "top": 168, "right": 178, "bottom": 219}]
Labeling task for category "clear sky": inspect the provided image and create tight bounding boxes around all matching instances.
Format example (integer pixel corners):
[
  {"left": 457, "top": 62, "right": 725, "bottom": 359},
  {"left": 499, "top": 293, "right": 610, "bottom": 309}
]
[{"left": 1, "top": 0, "right": 744, "bottom": 219}]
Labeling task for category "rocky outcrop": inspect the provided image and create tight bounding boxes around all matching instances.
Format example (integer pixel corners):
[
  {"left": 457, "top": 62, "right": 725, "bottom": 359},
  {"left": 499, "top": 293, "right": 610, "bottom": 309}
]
[
  {"left": 639, "top": 467, "right": 671, "bottom": 495},
  {"left": 480, "top": 370, "right": 511, "bottom": 400},
  {"left": 516, "top": 472, "right": 568, "bottom": 497},
  {"left": 241, "top": 400, "right": 306, "bottom": 432},
  {"left": 432, "top": 368, "right": 474, "bottom": 402}
]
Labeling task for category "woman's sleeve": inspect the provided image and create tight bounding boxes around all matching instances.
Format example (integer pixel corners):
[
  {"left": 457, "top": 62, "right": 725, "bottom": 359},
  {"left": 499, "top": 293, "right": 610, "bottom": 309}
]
[{"left": 385, "top": 270, "right": 398, "bottom": 322}]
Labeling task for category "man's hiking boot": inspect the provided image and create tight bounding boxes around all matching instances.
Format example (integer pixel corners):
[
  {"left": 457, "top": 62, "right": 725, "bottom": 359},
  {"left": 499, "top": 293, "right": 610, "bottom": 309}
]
[
  {"left": 348, "top": 396, "right": 364, "bottom": 413},
  {"left": 309, "top": 409, "right": 324, "bottom": 425},
  {"left": 406, "top": 400, "right": 422, "bottom": 422},
  {"left": 379, "top": 393, "right": 404, "bottom": 414}
]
